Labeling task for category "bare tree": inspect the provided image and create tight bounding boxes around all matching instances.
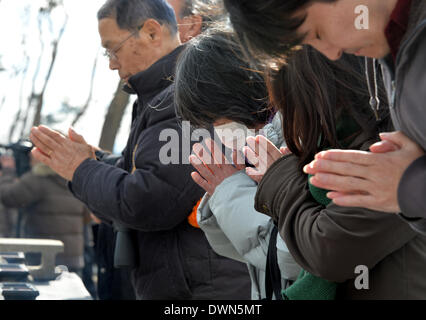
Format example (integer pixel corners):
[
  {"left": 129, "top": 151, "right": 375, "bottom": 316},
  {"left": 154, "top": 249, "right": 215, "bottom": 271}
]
[
  {"left": 98, "top": 80, "right": 130, "bottom": 152},
  {"left": 7, "top": 7, "right": 31, "bottom": 142},
  {"left": 32, "top": 8, "right": 68, "bottom": 127},
  {"left": 7, "top": 55, "right": 30, "bottom": 142},
  {"left": 71, "top": 50, "right": 99, "bottom": 127},
  {"left": 18, "top": 10, "right": 47, "bottom": 138},
  {"left": 11, "top": 0, "right": 68, "bottom": 139}
]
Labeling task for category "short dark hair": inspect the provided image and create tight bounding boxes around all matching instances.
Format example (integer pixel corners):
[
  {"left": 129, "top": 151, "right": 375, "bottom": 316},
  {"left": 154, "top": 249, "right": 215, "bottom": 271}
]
[
  {"left": 222, "top": 0, "right": 337, "bottom": 60},
  {"left": 175, "top": 28, "right": 270, "bottom": 128},
  {"left": 98, "top": 0, "right": 178, "bottom": 35},
  {"left": 180, "top": 0, "right": 225, "bottom": 31}
]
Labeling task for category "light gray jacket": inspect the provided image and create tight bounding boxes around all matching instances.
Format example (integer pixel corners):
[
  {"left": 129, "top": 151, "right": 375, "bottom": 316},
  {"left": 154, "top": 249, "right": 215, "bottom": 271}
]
[
  {"left": 379, "top": 0, "right": 426, "bottom": 233},
  {"left": 197, "top": 113, "right": 301, "bottom": 300}
]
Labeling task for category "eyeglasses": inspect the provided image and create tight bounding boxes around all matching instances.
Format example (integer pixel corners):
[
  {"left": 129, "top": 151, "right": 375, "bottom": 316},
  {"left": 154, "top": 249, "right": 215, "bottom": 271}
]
[{"left": 103, "top": 24, "right": 144, "bottom": 61}]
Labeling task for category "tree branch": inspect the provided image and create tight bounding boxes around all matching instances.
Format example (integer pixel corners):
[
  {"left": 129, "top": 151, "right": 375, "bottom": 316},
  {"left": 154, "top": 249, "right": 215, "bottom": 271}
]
[
  {"left": 71, "top": 49, "right": 99, "bottom": 126},
  {"left": 32, "top": 13, "right": 68, "bottom": 127},
  {"left": 98, "top": 80, "right": 130, "bottom": 151}
]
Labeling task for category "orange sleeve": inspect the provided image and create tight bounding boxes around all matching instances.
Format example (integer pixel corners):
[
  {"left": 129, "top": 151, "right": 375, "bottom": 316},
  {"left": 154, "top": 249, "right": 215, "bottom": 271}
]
[{"left": 187, "top": 198, "right": 202, "bottom": 228}]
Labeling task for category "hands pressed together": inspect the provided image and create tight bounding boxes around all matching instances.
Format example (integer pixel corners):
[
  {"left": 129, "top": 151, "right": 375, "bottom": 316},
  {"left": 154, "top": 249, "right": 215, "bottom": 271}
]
[
  {"left": 189, "top": 136, "right": 289, "bottom": 195},
  {"left": 303, "top": 131, "right": 424, "bottom": 213},
  {"left": 243, "top": 135, "right": 291, "bottom": 183},
  {"left": 189, "top": 138, "right": 244, "bottom": 195},
  {"left": 30, "top": 124, "right": 424, "bottom": 216},
  {"left": 189, "top": 130, "right": 425, "bottom": 215},
  {"left": 30, "top": 125, "right": 96, "bottom": 181},
  {"left": 29, "top": 125, "right": 290, "bottom": 197}
]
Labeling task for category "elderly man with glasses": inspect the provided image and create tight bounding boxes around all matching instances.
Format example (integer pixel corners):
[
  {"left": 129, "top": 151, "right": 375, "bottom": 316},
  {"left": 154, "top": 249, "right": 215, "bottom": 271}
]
[{"left": 29, "top": 0, "right": 251, "bottom": 300}]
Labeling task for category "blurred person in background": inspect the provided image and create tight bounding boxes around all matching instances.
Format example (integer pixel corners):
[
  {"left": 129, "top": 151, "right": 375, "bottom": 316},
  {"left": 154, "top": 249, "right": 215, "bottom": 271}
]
[
  {"left": 168, "top": 0, "right": 223, "bottom": 42},
  {"left": 0, "top": 153, "right": 87, "bottom": 275},
  {"left": 0, "top": 155, "right": 18, "bottom": 238}
]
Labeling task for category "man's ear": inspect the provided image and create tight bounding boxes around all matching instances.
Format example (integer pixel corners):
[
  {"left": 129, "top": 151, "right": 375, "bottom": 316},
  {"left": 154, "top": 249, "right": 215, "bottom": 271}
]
[
  {"left": 140, "top": 19, "right": 163, "bottom": 45},
  {"left": 180, "top": 15, "right": 203, "bottom": 42}
]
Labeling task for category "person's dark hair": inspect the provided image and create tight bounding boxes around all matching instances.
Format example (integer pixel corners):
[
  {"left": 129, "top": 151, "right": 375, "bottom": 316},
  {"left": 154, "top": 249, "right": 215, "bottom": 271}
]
[
  {"left": 223, "top": 0, "right": 337, "bottom": 60},
  {"left": 267, "top": 46, "right": 391, "bottom": 169},
  {"left": 175, "top": 28, "right": 270, "bottom": 128},
  {"left": 98, "top": 0, "right": 178, "bottom": 35},
  {"left": 181, "top": 0, "right": 199, "bottom": 17},
  {"left": 179, "top": 0, "right": 225, "bottom": 32}
]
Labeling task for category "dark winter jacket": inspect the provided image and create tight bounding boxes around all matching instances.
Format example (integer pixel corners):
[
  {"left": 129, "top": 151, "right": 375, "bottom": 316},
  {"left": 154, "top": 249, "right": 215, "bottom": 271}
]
[
  {"left": 95, "top": 222, "right": 137, "bottom": 300},
  {"left": 0, "top": 163, "right": 86, "bottom": 269},
  {"left": 379, "top": 0, "right": 426, "bottom": 231},
  {"left": 254, "top": 132, "right": 426, "bottom": 299},
  {"left": 0, "top": 168, "right": 18, "bottom": 237},
  {"left": 70, "top": 46, "right": 251, "bottom": 300}
]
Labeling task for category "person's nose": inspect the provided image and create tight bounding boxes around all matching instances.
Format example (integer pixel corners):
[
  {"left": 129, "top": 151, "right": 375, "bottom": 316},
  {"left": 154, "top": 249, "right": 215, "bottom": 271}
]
[
  {"left": 311, "top": 41, "right": 343, "bottom": 61},
  {"left": 109, "top": 57, "right": 119, "bottom": 70}
]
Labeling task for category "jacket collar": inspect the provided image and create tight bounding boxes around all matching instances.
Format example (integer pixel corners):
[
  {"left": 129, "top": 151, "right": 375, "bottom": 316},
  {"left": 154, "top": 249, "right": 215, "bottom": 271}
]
[
  {"left": 407, "top": 0, "right": 426, "bottom": 32},
  {"left": 126, "top": 45, "right": 185, "bottom": 102},
  {"left": 384, "top": 0, "right": 412, "bottom": 62},
  {"left": 399, "top": 0, "right": 426, "bottom": 55}
]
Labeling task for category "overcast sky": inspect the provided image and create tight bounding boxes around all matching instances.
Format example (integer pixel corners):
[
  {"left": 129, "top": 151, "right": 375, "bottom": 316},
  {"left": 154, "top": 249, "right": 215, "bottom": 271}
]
[{"left": 0, "top": 0, "right": 133, "bottom": 153}]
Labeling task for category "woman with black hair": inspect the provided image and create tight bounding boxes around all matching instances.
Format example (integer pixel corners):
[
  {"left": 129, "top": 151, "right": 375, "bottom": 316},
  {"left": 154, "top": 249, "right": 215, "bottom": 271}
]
[
  {"left": 246, "top": 46, "right": 426, "bottom": 299},
  {"left": 175, "top": 28, "right": 426, "bottom": 299},
  {"left": 175, "top": 28, "right": 301, "bottom": 300}
]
